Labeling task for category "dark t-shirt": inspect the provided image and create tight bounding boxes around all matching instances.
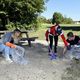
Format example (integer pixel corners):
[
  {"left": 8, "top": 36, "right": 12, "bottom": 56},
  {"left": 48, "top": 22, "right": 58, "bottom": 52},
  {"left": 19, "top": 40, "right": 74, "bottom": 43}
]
[
  {"left": 67, "top": 36, "right": 80, "bottom": 45},
  {"left": 10, "top": 37, "right": 14, "bottom": 43}
]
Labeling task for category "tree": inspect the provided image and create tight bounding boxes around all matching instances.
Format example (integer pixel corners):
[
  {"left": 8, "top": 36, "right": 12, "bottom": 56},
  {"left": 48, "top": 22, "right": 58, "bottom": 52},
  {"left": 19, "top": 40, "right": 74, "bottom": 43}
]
[
  {"left": 52, "top": 12, "right": 64, "bottom": 24},
  {"left": 0, "top": 0, "right": 47, "bottom": 29},
  {"left": 37, "top": 16, "right": 51, "bottom": 24},
  {"left": 63, "top": 17, "right": 73, "bottom": 24},
  {"left": 52, "top": 12, "right": 73, "bottom": 24}
]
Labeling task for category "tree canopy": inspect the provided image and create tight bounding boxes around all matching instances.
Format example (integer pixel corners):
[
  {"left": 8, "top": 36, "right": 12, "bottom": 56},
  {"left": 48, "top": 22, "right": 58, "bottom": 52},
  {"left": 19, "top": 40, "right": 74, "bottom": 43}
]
[
  {"left": 0, "top": 0, "right": 47, "bottom": 30},
  {"left": 52, "top": 12, "right": 73, "bottom": 24}
]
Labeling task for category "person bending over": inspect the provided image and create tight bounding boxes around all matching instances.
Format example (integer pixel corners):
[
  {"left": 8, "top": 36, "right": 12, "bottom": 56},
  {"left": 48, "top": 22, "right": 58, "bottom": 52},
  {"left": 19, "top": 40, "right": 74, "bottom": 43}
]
[
  {"left": 45, "top": 22, "right": 69, "bottom": 59},
  {"left": 67, "top": 32, "right": 80, "bottom": 45}
]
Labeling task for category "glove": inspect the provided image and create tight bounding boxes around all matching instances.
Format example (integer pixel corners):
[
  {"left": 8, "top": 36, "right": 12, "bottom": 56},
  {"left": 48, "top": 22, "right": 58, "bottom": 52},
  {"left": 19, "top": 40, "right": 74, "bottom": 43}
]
[
  {"left": 5, "top": 42, "right": 16, "bottom": 48},
  {"left": 66, "top": 45, "right": 71, "bottom": 50},
  {"left": 11, "top": 45, "right": 16, "bottom": 48}
]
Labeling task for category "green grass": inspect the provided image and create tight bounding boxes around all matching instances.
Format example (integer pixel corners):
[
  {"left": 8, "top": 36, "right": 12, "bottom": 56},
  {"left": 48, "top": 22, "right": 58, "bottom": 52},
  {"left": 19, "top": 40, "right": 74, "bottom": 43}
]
[
  {"left": 29, "top": 28, "right": 47, "bottom": 40},
  {"left": 29, "top": 24, "right": 80, "bottom": 41}
]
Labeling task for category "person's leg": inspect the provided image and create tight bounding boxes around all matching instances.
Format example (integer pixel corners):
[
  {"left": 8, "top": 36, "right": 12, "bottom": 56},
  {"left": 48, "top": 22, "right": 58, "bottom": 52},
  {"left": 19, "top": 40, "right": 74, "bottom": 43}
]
[
  {"left": 0, "top": 43, "right": 5, "bottom": 56},
  {"left": 49, "top": 35, "right": 53, "bottom": 52},
  {"left": 50, "top": 35, "right": 58, "bottom": 60},
  {"left": 54, "top": 35, "right": 58, "bottom": 53},
  {"left": 0, "top": 43, "right": 5, "bottom": 52},
  {"left": 3, "top": 46, "right": 12, "bottom": 62}
]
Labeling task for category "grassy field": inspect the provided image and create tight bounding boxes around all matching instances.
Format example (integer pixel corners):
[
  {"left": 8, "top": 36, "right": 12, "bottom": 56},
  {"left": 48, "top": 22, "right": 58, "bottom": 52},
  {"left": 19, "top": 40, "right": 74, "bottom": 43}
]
[{"left": 29, "top": 24, "right": 80, "bottom": 41}]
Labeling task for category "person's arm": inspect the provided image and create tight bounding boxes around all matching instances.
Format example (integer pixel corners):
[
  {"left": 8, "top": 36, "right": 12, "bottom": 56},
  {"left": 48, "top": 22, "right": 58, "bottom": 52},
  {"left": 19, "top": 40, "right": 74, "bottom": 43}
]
[
  {"left": 60, "top": 33, "right": 71, "bottom": 50},
  {"left": 60, "top": 33, "right": 69, "bottom": 46},
  {"left": 77, "top": 36, "right": 80, "bottom": 44},
  {"left": 63, "top": 46, "right": 67, "bottom": 55},
  {"left": 61, "top": 34, "right": 71, "bottom": 54},
  {"left": 56, "top": 25, "right": 69, "bottom": 46},
  {"left": 45, "top": 30, "right": 49, "bottom": 41},
  {"left": 2, "top": 32, "right": 16, "bottom": 48},
  {"left": 5, "top": 42, "right": 16, "bottom": 48},
  {"left": 78, "top": 40, "right": 80, "bottom": 44}
]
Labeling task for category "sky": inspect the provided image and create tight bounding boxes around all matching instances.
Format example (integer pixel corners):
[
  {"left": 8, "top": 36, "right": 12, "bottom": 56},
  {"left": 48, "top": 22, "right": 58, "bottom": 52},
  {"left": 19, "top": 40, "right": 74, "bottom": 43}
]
[{"left": 41, "top": 0, "right": 80, "bottom": 21}]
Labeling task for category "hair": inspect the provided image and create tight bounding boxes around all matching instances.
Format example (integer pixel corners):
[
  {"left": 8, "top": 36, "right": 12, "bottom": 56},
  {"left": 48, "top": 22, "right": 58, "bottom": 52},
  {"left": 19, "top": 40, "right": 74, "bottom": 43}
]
[
  {"left": 13, "top": 28, "right": 21, "bottom": 33},
  {"left": 67, "top": 32, "right": 73, "bottom": 37},
  {"left": 56, "top": 21, "right": 60, "bottom": 25}
]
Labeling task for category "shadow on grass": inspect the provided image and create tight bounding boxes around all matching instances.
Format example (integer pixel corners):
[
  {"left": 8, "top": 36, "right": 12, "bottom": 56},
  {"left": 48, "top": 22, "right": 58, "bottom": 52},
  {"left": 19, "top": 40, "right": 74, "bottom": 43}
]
[
  {"left": 61, "top": 26, "right": 80, "bottom": 31},
  {"left": 47, "top": 26, "right": 80, "bottom": 31}
]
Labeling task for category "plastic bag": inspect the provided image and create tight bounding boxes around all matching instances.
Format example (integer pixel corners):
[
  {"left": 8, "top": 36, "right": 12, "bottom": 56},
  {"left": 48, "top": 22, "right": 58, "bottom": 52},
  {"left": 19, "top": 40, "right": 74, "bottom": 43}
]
[
  {"left": 9, "top": 46, "right": 28, "bottom": 65},
  {"left": 65, "top": 45, "right": 80, "bottom": 59}
]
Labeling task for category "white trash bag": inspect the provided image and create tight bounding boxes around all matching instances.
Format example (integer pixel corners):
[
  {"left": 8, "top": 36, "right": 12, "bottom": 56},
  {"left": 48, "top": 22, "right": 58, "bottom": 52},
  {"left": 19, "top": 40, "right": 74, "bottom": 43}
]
[
  {"left": 10, "top": 46, "right": 28, "bottom": 65},
  {"left": 65, "top": 45, "right": 80, "bottom": 60}
]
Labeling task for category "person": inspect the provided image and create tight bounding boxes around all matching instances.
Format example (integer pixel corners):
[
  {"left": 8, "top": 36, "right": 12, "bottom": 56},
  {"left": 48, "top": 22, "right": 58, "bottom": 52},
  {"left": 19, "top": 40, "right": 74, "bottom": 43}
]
[
  {"left": 65, "top": 32, "right": 80, "bottom": 60},
  {"left": 0, "top": 29, "right": 24, "bottom": 62},
  {"left": 67, "top": 32, "right": 80, "bottom": 45},
  {"left": 45, "top": 22, "right": 69, "bottom": 59}
]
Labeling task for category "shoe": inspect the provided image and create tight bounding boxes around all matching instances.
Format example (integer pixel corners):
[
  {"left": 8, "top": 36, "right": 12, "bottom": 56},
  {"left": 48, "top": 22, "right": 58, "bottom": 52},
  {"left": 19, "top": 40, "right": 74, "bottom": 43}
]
[
  {"left": 50, "top": 54, "right": 57, "bottom": 60},
  {"left": 5, "top": 58, "right": 13, "bottom": 63}
]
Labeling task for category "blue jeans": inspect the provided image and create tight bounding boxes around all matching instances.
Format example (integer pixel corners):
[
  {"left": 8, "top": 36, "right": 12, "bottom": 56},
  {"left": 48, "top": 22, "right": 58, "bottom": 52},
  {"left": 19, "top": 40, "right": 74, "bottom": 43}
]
[{"left": 0, "top": 43, "right": 11, "bottom": 59}]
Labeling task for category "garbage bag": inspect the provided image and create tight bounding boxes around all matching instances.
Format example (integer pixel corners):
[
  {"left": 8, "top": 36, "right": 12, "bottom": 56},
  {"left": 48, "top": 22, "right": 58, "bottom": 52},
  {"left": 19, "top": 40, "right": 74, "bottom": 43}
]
[
  {"left": 10, "top": 46, "right": 28, "bottom": 65},
  {"left": 65, "top": 45, "right": 80, "bottom": 59}
]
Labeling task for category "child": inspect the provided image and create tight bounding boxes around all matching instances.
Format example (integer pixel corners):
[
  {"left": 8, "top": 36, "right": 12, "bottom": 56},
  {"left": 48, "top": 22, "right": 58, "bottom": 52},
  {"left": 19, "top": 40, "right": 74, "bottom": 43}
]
[
  {"left": 67, "top": 32, "right": 80, "bottom": 45},
  {"left": 45, "top": 22, "right": 69, "bottom": 59}
]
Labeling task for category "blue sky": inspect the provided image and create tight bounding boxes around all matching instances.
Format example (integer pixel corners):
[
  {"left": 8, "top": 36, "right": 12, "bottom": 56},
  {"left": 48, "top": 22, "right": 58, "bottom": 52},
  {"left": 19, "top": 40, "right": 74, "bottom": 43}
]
[{"left": 41, "top": 0, "right": 80, "bottom": 21}]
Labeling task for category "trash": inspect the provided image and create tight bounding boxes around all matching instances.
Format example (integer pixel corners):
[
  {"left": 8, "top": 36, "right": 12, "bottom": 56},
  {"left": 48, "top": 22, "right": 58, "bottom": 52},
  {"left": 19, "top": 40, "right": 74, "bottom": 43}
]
[
  {"left": 9, "top": 46, "right": 28, "bottom": 65},
  {"left": 65, "top": 45, "right": 80, "bottom": 60}
]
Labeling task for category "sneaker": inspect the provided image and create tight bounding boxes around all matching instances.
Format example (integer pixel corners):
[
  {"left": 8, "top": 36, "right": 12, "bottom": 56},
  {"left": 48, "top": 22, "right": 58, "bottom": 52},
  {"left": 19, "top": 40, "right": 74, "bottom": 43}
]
[
  {"left": 5, "top": 58, "right": 13, "bottom": 63},
  {"left": 50, "top": 54, "right": 57, "bottom": 60}
]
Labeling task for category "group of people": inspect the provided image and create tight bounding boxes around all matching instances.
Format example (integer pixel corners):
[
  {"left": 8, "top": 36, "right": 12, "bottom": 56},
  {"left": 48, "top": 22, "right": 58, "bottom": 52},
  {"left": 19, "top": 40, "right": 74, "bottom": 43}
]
[
  {"left": 0, "top": 22, "right": 80, "bottom": 62},
  {"left": 45, "top": 22, "right": 80, "bottom": 60}
]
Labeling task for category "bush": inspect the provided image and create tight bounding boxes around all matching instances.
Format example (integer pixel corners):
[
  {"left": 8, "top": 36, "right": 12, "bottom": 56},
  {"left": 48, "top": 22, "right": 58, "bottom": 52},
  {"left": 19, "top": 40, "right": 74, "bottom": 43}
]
[{"left": 6, "top": 21, "right": 41, "bottom": 31}]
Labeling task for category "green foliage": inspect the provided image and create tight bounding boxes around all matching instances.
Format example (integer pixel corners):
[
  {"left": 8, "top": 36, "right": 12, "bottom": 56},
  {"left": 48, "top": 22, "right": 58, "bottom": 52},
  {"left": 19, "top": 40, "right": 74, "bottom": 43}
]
[
  {"left": 52, "top": 12, "right": 64, "bottom": 24},
  {"left": 37, "top": 16, "right": 51, "bottom": 24},
  {"left": 52, "top": 12, "right": 73, "bottom": 24},
  {"left": 0, "top": 11, "right": 8, "bottom": 30},
  {"left": 63, "top": 17, "right": 73, "bottom": 24},
  {"left": 0, "top": 0, "right": 47, "bottom": 30}
]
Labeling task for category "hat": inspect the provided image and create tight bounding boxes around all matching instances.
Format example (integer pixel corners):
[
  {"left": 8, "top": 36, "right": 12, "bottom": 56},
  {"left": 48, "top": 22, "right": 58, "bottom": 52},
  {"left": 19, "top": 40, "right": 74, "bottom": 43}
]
[{"left": 13, "top": 28, "right": 21, "bottom": 33}]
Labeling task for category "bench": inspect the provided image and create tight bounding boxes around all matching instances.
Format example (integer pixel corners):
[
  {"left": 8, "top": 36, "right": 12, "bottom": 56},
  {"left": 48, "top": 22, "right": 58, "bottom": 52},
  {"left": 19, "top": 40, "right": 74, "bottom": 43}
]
[
  {"left": 20, "top": 31, "right": 38, "bottom": 47},
  {"left": 20, "top": 37, "right": 38, "bottom": 47},
  {"left": 0, "top": 31, "right": 38, "bottom": 47}
]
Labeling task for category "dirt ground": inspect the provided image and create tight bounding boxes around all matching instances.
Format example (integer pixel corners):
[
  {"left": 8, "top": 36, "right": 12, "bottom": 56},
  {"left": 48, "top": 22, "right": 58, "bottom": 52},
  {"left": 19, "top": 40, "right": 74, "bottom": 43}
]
[{"left": 0, "top": 40, "right": 80, "bottom": 80}]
